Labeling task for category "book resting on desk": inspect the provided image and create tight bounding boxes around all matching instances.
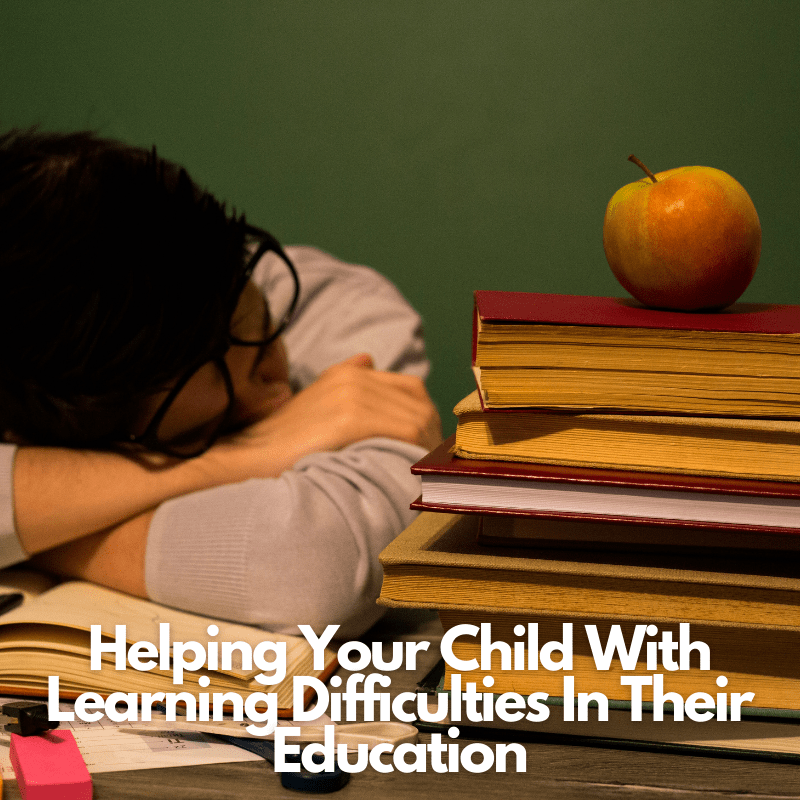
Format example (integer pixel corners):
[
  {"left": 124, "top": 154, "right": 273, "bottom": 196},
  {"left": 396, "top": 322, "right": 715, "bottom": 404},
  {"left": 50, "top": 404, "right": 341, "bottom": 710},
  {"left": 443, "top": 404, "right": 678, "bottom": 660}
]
[
  {"left": 379, "top": 512, "right": 800, "bottom": 709},
  {"left": 0, "top": 570, "right": 337, "bottom": 715},
  {"left": 378, "top": 511, "right": 800, "bottom": 630},
  {"left": 472, "top": 291, "right": 800, "bottom": 415},
  {"left": 414, "top": 692, "right": 800, "bottom": 764}
]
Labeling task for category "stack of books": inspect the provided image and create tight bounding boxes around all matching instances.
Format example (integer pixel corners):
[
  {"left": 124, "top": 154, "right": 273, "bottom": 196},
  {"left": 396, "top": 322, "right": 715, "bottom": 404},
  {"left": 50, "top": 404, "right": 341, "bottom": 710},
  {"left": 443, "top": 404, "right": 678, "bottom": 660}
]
[
  {"left": 424, "top": 289, "right": 800, "bottom": 552},
  {"left": 379, "top": 291, "right": 800, "bottom": 756}
]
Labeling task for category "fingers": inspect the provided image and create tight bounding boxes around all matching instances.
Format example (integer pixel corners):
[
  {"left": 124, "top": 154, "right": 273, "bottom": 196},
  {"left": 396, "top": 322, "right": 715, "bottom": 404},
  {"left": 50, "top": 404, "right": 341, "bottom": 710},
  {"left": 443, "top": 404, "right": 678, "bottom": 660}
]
[
  {"left": 339, "top": 374, "right": 441, "bottom": 451},
  {"left": 305, "top": 364, "right": 435, "bottom": 449},
  {"left": 336, "top": 368, "right": 435, "bottom": 424},
  {"left": 321, "top": 358, "right": 435, "bottom": 428},
  {"left": 325, "top": 358, "right": 430, "bottom": 401},
  {"left": 219, "top": 354, "right": 442, "bottom": 463}
]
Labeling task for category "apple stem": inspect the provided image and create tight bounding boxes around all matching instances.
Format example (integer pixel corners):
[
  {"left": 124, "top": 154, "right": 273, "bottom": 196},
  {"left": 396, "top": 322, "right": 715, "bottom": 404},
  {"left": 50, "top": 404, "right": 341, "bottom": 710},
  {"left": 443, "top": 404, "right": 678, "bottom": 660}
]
[{"left": 628, "top": 154, "right": 658, "bottom": 183}]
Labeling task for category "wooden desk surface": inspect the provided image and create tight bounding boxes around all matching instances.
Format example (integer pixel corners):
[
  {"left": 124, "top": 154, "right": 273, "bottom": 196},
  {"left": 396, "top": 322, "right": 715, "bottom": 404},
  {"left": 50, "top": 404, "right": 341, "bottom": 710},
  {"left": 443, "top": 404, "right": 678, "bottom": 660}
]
[{"left": 6, "top": 609, "right": 800, "bottom": 799}]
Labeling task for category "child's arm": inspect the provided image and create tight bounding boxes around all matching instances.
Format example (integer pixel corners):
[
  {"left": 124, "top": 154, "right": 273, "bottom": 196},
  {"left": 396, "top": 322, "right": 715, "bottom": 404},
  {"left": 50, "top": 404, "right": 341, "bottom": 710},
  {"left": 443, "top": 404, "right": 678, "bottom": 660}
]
[
  {"left": 13, "top": 246, "right": 442, "bottom": 636},
  {"left": 9, "top": 352, "right": 438, "bottom": 556},
  {"left": 33, "top": 432, "right": 428, "bottom": 641}
]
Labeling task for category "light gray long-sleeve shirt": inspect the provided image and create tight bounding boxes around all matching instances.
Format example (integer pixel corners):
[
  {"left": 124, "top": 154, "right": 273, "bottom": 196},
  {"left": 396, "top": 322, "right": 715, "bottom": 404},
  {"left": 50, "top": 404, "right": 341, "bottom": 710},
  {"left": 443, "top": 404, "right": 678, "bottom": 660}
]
[{"left": 0, "top": 246, "right": 428, "bottom": 638}]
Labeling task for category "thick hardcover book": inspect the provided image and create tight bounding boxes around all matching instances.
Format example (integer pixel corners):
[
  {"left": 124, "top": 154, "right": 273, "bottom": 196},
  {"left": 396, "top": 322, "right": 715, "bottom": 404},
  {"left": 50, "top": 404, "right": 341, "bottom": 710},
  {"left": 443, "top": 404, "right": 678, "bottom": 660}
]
[
  {"left": 415, "top": 695, "right": 800, "bottom": 764},
  {"left": 378, "top": 511, "right": 800, "bottom": 629},
  {"left": 473, "top": 291, "right": 800, "bottom": 332},
  {"left": 378, "top": 513, "right": 800, "bottom": 709},
  {"left": 436, "top": 607, "right": 800, "bottom": 709},
  {"left": 453, "top": 390, "right": 800, "bottom": 484},
  {"left": 411, "top": 437, "right": 800, "bottom": 533},
  {"left": 472, "top": 291, "right": 800, "bottom": 414}
]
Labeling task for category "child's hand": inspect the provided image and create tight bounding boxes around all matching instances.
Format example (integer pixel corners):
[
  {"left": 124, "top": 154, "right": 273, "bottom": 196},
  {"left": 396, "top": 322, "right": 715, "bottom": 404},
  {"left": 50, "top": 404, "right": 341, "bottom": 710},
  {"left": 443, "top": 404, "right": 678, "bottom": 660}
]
[
  {"left": 281, "top": 352, "right": 442, "bottom": 452},
  {"left": 202, "top": 353, "right": 442, "bottom": 480}
]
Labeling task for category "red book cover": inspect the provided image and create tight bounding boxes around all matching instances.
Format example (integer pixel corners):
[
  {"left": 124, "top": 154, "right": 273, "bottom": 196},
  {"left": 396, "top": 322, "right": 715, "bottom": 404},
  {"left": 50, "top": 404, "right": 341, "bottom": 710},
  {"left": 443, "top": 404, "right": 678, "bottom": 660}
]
[
  {"left": 474, "top": 291, "right": 800, "bottom": 333},
  {"left": 471, "top": 291, "right": 800, "bottom": 412},
  {"left": 411, "top": 438, "right": 800, "bottom": 534}
]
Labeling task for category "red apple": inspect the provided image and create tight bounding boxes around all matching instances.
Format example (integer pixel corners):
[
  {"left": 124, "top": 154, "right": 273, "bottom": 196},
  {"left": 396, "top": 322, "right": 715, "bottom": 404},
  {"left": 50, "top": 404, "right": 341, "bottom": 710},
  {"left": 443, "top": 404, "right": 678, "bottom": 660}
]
[{"left": 602, "top": 155, "right": 761, "bottom": 311}]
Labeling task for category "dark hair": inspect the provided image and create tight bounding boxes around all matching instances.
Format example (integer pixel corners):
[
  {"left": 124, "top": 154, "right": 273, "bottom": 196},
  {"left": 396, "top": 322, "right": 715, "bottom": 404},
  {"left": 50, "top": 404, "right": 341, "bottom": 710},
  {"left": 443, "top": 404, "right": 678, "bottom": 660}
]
[{"left": 0, "top": 128, "right": 249, "bottom": 447}]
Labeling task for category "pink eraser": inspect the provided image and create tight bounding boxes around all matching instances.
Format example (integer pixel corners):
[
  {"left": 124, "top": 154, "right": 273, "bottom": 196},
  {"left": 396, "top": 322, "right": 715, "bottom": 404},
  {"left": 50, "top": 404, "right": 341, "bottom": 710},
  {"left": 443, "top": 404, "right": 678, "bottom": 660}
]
[{"left": 10, "top": 730, "right": 92, "bottom": 800}]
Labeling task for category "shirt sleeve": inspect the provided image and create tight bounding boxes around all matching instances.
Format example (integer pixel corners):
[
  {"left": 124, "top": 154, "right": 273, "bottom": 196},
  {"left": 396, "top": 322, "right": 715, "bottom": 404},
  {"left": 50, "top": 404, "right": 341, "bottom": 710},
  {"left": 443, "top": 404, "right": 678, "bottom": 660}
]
[
  {"left": 0, "top": 444, "right": 28, "bottom": 568},
  {"left": 145, "top": 246, "right": 431, "bottom": 638}
]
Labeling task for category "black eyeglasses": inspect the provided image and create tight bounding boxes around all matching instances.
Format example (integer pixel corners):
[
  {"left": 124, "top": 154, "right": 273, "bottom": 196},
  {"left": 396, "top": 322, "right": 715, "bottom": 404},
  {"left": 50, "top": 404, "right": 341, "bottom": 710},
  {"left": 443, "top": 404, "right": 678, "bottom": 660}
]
[{"left": 128, "top": 225, "right": 300, "bottom": 458}]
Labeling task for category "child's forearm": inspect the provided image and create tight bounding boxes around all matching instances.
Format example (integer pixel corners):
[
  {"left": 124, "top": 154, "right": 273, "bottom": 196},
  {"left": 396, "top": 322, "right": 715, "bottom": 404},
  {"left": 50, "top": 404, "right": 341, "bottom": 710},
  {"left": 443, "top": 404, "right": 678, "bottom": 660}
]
[
  {"left": 12, "top": 357, "right": 440, "bottom": 557},
  {"left": 13, "top": 446, "right": 225, "bottom": 555},
  {"left": 31, "top": 510, "right": 153, "bottom": 598}
]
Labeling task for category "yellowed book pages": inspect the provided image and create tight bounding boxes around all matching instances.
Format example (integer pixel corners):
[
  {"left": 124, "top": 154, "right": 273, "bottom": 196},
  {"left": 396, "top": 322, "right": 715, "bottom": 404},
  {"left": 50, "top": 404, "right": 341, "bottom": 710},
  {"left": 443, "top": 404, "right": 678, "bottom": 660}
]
[
  {"left": 476, "top": 318, "right": 800, "bottom": 352},
  {"left": 438, "top": 609, "right": 800, "bottom": 709},
  {"left": 419, "top": 692, "right": 800, "bottom": 757},
  {"left": 0, "top": 581, "right": 335, "bottom": 711},
  {"left": 475, "top": 322, "right": 800, "bottom": 374},
  {"left": 453, "top": 390, "right": 800, "bottom": 482},
  {"left": 476, "top": 366, "right": 800, "bottom": 416}
]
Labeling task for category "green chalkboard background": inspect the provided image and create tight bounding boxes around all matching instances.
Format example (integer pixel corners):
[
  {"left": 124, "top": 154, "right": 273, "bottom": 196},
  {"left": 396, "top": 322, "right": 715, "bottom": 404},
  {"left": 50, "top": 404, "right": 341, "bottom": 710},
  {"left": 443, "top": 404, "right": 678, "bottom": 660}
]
[{"left": 2, "top": 2, "right": 798, "bottom": 431}]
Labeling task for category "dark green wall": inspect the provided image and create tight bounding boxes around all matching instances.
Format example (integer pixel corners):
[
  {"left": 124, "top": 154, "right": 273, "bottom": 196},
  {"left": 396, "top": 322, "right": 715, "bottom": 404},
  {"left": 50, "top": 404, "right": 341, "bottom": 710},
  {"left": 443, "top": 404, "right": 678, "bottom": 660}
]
[{"left": 2, "top": 2, "right": 798, "bottom": 432}]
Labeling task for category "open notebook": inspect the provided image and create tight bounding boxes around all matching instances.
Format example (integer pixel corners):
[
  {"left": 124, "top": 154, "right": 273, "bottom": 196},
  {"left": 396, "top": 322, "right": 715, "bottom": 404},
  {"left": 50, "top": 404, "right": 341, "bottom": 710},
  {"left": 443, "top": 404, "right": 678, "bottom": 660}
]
[{"left": 0, "top": 569, "right": 337, "bottom": 715}]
